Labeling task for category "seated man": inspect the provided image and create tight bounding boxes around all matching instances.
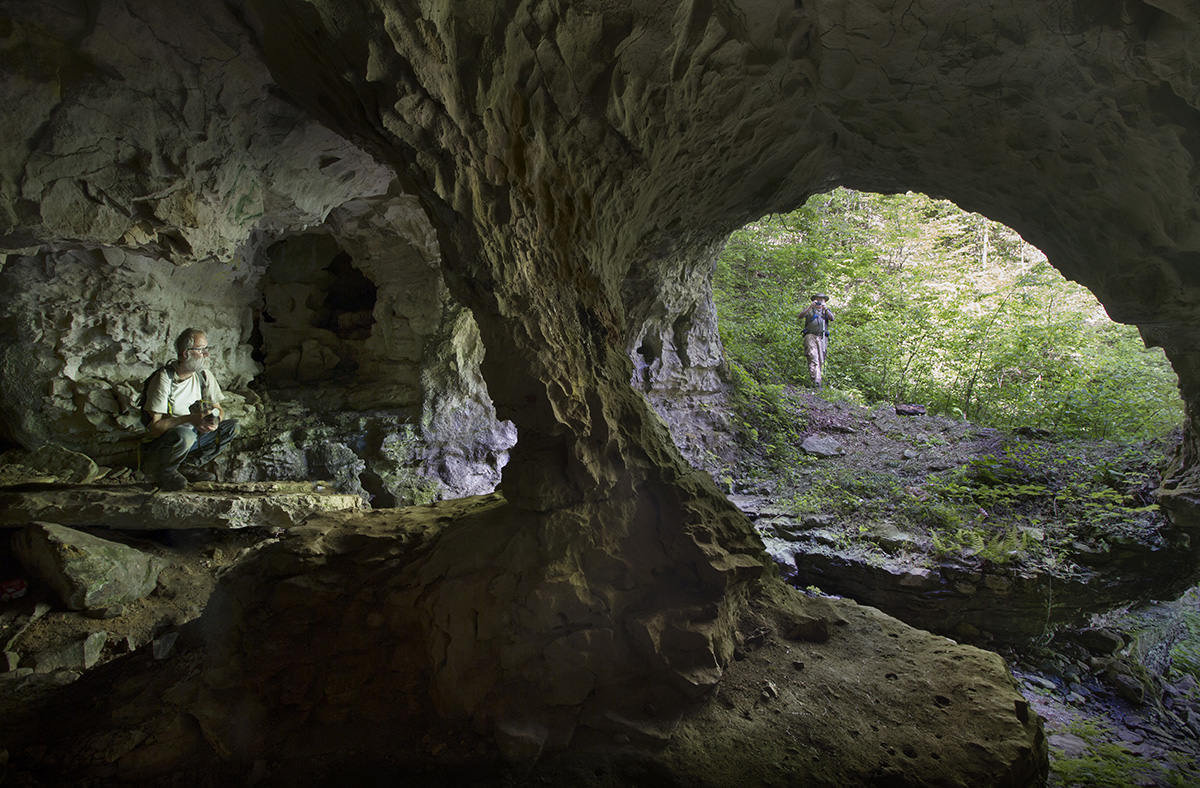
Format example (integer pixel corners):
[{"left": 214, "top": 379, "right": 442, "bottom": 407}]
[{"left": 140, "top": 328, "right": 240, "bottom": 491}]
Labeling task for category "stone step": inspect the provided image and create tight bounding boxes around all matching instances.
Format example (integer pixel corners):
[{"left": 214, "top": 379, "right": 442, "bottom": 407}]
[{"left": 0, "top": 482, "right": 365, "bottom": 530}]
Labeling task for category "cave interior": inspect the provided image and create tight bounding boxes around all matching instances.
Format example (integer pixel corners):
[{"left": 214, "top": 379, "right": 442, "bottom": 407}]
[{"left": 0, "top": 1, "right": 1198, "bottom": 786}]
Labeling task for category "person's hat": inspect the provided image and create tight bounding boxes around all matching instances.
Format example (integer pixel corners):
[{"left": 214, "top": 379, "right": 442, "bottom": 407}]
[{"left": 811, "top": 294, "right": 828, "bottom": 302}]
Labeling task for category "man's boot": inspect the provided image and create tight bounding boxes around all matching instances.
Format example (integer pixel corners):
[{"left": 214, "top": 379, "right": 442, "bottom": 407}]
[
  {"left": 157, "top": 469, "right": 188, "bottom": 492},
  {"left": 180, "top": 464, "right": 216, "bottom": 483}
]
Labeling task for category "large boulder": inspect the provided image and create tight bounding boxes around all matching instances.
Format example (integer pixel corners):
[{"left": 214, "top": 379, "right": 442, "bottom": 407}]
[{"left": 11, "top": 522, "right": 167, "bottom": 611}]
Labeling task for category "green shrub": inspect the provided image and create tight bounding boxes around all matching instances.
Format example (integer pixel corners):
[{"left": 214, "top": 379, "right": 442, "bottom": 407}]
[{"left": 1050, "top": 720, "right": 1163, "bottom": 788}]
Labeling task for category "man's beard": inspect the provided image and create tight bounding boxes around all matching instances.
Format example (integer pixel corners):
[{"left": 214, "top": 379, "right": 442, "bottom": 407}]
[{"left": 177, "top": 356, "right": 209, "bottom": 375}]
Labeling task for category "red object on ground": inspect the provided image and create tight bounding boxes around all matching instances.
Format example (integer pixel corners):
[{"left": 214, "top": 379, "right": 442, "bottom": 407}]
[{"left": 1, "top": 578, "right": 28, "bottom": 601}]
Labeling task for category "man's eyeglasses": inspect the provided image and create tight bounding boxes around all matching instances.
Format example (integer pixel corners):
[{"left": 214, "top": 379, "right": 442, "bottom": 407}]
[{"left": 186, "top": 346, "right": 211, "bottom": 356}]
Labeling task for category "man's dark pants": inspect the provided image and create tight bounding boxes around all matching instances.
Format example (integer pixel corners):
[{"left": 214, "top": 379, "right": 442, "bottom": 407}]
[{"left": 142, "top": 420, "right": 240, "bottom": 479}]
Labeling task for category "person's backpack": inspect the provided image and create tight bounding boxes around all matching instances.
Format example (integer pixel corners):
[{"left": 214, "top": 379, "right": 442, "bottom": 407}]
[
  {"left": 136, "top": 368, "right": 167, "bottom": 427},
  {"left": 806, "top": 310, "right": 827, "bottom": 336}
]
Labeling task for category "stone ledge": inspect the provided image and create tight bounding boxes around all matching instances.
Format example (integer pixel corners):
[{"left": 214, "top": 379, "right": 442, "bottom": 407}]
[{"left": 0, "top": 482, "right": 365, "bottom": 531}]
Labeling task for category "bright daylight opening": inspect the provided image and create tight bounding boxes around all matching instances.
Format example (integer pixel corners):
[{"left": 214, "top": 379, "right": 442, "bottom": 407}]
[
  {"left": 703, "top": 191, "right": 1200, "bottom": 787},
  {"left": 707, "top": 186, "right": 1197, "bottom": 664},
  {"left": 713, "top": 187, "right": 1183, "bottom": 442}
]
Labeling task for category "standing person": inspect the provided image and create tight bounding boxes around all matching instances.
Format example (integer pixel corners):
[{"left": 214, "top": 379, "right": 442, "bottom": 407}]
[
  {"left": 140, "top": 328, "right": 240, "bottom": 491},
  {"left": 799, "top": 294, "right": 835, "bottom": 388}
]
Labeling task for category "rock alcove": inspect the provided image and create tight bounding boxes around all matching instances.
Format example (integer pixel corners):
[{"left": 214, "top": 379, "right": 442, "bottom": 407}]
[{"left": 0, "top": 1, "right": 1198, "bottom": 786}]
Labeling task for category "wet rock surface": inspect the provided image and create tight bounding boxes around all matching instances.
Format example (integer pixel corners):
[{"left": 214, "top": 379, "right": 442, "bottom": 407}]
[{"left": 1008, "top": 592, "right": 1200, "bottom": 788}]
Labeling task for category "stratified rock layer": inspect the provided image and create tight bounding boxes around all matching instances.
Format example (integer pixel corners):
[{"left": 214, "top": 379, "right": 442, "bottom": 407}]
[{"left": 0, "top": 482, "right": 365, "bottom": 531}]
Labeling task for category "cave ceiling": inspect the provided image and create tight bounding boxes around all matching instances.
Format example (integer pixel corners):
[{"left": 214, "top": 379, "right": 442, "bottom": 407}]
[{"left": 248, "top": 0, "right": 1200, "bottom": 503}]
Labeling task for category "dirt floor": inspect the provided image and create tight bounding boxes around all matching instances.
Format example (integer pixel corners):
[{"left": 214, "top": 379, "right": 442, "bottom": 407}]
[
  {"left": 2, "top": 518, "right": 1195, "bottom": 787},
  {"left": 0, "top": 552, "right": 1047, "bottom": 788},
  {"left": 0, "top": 525, "right": 266, "bottom": 704}
]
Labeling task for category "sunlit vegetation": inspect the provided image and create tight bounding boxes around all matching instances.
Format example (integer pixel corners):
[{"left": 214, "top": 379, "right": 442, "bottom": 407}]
[
  {"left": 711, "top": 190, "right": 1196, "bottom": 788},
  {"left": 779, "top": 437, "right": 1171, "bottom": 572},
  {"left": 713, "top": 188, "right": 1183, "bottom": 441}
]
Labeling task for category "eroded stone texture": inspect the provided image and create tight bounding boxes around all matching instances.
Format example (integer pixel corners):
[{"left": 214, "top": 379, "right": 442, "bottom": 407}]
[
  {"left": 193, "top": 498, "right": 1044, "bottom": 787},
  {"left": 0, "top": 444, "right": 101, "bottom": 486},
  {"left": 0, "top": 2, "right": 390, "bottom": 259},
  {"left": 0, "top": 0, "right": 512, "bottom": 497},
  {"left": 628, "top": 241, "right": 739, "bottom": 474},
  {"left": 239, "top": 0, "right": 1199, "bottom": 512}
]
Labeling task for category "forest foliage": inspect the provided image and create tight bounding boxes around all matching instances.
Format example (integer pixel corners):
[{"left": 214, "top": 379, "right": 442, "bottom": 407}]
[{"left": 712, "top": 189, "right": 1183, "bottom": 441}]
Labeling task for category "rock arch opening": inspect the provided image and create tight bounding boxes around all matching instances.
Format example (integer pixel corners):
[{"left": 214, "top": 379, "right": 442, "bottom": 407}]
[
  {"left": 705, "top": 188, "right": 1184, "bottom": 441},
  {"left": 0, "top": 1, "right": 1197, "bottom": 784},
  {"left": 669, "top": 188, "right": 1197, "bottom": 647},
  {"left": 255, "top": 233, "right": 379, "bottom": 388}
]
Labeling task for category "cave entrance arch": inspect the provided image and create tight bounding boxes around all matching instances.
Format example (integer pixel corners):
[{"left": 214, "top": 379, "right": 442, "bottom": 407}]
[
  {"left": 709, "top": 188, "right": 1184, "bottom": 442},
  {"left": 667, "top": 187, "right": 1193, "bottom": 645}
]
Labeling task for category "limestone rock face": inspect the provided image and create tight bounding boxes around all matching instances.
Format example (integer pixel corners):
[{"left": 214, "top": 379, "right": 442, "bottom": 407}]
[
  {"left": 0, "top": 444, "right": 100, "bottom": 486},
  {"left": 0, "top": 2, "right": 390, "bottom": 261},
  {"left": 0, "top": 482, "right": 366, "bottom": 531},
  {"left": 12, "top": 522, "right": 167, "bottom": 611},
  {"left": 629, "top": 242, "right": 740, "bottom": 474},
  {"left": 0, "top": 0, "right": 512, "bottom": 497},
  {"left": 236, "top": 0, "right": 1200, "bottom": 511}
]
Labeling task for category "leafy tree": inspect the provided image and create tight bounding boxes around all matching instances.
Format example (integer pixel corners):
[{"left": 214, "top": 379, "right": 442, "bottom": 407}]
[{"left": 713, "top": 189, "right": 1183, "bottom": 443}]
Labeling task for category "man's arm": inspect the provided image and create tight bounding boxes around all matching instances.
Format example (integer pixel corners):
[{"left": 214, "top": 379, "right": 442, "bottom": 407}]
[{"left": 145, "top": 410, "right": 206, "bottom": 439}]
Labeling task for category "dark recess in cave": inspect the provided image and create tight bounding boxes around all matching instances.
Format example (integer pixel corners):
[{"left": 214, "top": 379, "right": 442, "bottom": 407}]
[{"left": 321, "top": 252, "right": 377, "bottom": 341}]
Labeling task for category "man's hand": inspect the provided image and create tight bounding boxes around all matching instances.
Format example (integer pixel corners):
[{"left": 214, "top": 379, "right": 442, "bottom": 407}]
[
  {"left": 189, "top": 403, "right": 219, "bottom": 433},
  {"left": 194, "top": 410, "right": 219, "bottom": 434},
  {"left": 147, "top": 407, "right": 219, "bottom": 438}
]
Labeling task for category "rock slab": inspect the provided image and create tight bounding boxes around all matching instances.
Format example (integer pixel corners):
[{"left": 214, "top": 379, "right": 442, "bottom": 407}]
[
  {"left": 12, "top": 523, "right": 167, "bottom": 611},
  {"left": 0, "top": 483, "right": 366, "bottom": 530}
]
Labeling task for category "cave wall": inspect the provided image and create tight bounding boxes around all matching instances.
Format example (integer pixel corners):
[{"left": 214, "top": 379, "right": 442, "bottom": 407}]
[
  {"left": 203, "top": 0, "right": 1200, "bottom": 755},
  {"left": 626, "top": 238, "right": 738, "bottom": 474},
  {"left": 0, "top": 0, "right": 513, "bottom": 499},
  {"left": 0, "top": 247, "right": 262, "bottom": 463},
  {"left": 236, "top": 0, "right": 1200, "bottom": 509}
]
